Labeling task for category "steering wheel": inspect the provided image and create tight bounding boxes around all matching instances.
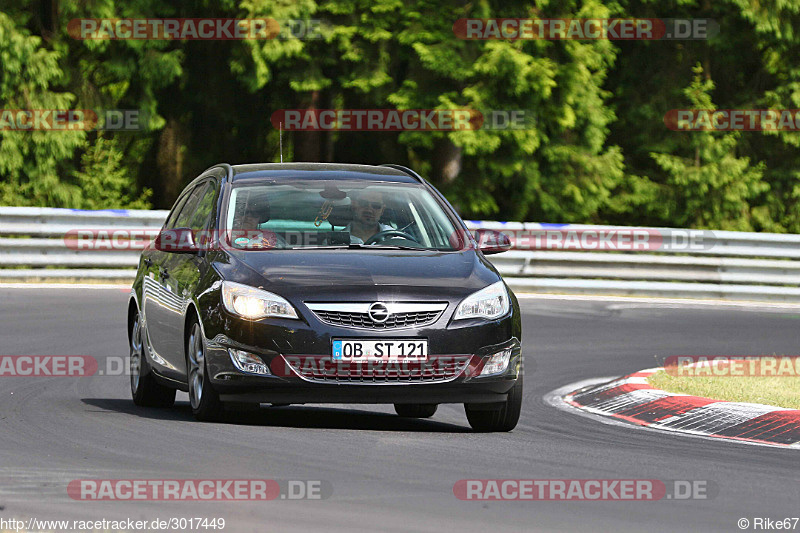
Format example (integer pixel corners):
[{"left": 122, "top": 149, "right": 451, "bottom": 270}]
[{"left": 363, "top": 229, "right": 418, "bottom": 245}]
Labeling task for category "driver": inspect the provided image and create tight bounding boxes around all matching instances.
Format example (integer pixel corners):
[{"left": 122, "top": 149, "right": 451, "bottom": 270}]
[
  {"left": 231, "top": 199, "right": 277, "bottom": 248},
  {"left": 346, "top": 189, "right": 393, "bottom": 244}
]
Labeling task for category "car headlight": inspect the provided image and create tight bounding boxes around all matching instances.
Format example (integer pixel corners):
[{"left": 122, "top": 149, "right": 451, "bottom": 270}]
[
  {"left": 221, "top": 281, "right": 298, "bottom": 320},
  {"left": 454, "top": 281, "right": 510, "bottom": 320}
]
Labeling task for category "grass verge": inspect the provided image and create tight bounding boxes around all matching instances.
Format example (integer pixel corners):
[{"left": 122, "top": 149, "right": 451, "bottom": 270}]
[{"left": 648, "top": 370, "right": 800, "bottom": 410}]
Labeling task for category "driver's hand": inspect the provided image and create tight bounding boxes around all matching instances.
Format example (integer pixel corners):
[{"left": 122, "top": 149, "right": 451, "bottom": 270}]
[
  {"left": 232, "top": 230, "right": 279, "bottom": 249},
  {"left": 248, "top": 237, "right": 274, "bottom": 249}
]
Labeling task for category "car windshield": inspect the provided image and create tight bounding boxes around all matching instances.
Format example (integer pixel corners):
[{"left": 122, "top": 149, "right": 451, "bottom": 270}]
[{"left": 225, "top": 179, "right": 461, "bottom": 250}]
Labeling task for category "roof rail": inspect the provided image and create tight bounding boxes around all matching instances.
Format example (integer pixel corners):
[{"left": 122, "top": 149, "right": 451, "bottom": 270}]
[{"left": 379, "top": 164, "right": 423, "bottom": 182}]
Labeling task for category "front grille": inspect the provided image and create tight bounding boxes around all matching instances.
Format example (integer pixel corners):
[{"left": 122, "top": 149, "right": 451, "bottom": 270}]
[
  {"left": 283, "top": 356, "right": 472, "bottom": 383},
  {"left": 313, "top": 310, "right": 441, "bottom": 329}
]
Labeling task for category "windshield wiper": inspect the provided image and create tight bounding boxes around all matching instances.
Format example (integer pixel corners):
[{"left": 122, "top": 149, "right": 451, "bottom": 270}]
[
  {"left": 288, "top": 243, "right": 427, "bottom": 251},
  {"left": 364, "top": 244, "right": 427, "bottom": 250}
]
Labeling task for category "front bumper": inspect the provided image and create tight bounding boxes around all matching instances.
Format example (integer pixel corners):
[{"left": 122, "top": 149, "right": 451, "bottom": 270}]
[
  {"left": 201, "top": 308, "right": 522, "bottom": 405},
  {"left": 216, "top": 382, "right": 515, "bottom": 405}
]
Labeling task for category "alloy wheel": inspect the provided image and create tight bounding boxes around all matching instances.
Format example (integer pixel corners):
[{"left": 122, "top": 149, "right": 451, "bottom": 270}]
[
  {"left": 188, "top": 323, "right": 205, "bottom": 410},
  {"left": 129, "top": 314, "right": 143, "bottom": 396}
]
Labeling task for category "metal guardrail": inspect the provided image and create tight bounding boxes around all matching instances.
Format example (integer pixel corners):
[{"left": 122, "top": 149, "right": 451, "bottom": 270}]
[{"left": 1, "top": 207, "right": 799, "bottom": 302}]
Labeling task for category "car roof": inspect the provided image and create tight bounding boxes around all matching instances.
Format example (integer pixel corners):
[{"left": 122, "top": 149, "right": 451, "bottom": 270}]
[{"left": 229, "top": 163, "right": 419, "bottom": 184}]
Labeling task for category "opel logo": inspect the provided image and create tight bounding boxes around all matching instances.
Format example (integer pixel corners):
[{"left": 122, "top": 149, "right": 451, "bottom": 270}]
[{"left": 368, "top": 302, "right": 390, "bottom": 323}]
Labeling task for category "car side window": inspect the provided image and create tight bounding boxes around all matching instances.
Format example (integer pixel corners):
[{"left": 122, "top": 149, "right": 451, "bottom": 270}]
[
  {"left": 162, "top": 192, "right": 192, "bottom": 231},
  {"left": 188, "top": 182, "right": 217, "bottom": 231},
  {"left": 172, "top": 184, "right": 206, "bottom": 229}
]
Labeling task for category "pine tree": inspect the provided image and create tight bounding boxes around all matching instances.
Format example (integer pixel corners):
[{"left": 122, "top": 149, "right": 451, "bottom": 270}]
[{"left": 650, "top": 65, "right": 767, "bottom": 230}]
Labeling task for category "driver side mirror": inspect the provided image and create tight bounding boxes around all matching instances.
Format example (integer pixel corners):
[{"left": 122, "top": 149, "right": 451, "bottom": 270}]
[
  {"left": 154, "top": 227, "right": 199, "bottom": 253},
  {"left": 474, "top": 229, "right": 512, "bottom": 255}
]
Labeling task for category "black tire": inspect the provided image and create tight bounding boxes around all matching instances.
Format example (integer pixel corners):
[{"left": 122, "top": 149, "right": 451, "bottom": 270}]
[
  {"left": 465, "top": 372, "right": 523, "bottom": 432},
  {"left": 394, "top": 403, "right": 438, "bottom": 418},
  {"left": 186, "top": 319, "right": 225, "bottom": 421},
  {"left": 130, "top": 311, "right": 176, "bottom": 408}
]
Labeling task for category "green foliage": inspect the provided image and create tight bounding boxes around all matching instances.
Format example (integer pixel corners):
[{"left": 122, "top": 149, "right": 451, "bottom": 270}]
[
  {"left": 0, "top": 11, "right": 84, "bottom": 206},
  {"left": 73, "top": 137, "right": 152, "bottom": 209},
  {"left": 650, "top": 65, "right": 768, "bottom": 230},
  {"left": 0, "top": 0, "right": 798, "bottom": 233}
]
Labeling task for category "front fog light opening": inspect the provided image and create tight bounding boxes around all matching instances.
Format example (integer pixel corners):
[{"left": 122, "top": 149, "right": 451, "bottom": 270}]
[
  {"left": 480, "top": 348, "right": 512, "bottom": 376},
  {"left": 229, "top": 349, "right": 271, "bottom": 375}
]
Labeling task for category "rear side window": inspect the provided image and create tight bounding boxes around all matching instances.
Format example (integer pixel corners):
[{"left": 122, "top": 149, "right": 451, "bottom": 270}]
[
  {"left": 188, "top": 183, "right": 217, "bottom": 231},
  {"left": 162, "top": 192, "right": 192, "bottom": 231},
  {"left": 172, "top": 184, "right": 207, "bottom": 229}
]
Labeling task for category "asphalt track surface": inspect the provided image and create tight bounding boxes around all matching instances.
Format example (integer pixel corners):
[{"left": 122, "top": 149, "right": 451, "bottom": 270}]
[{"left": 0, "top": 287, "right": 798, "bottom": 532}]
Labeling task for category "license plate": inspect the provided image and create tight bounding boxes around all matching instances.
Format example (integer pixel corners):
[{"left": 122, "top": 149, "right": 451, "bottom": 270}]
[{"left": 332, "top": 339, "right": 428, "bottom": 361}]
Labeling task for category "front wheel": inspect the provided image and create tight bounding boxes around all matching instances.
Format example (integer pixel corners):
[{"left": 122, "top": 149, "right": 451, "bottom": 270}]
[
  {"left": 130, "top": 311, "right": 176, "bottom": 407},
  {"left": 394, "top": 403, "right": 438, "bottom": 418},
  {"left": 464, "top": 373, "right": 523, "bottom": 432},
  {"left": 187, "top": 320, "right": 224, "bottom": 421}
]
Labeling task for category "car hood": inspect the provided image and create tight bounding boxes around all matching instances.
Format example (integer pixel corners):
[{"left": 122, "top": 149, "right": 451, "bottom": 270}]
[{"left": 215, "top": 248, "right": 501, "bottom": 302}]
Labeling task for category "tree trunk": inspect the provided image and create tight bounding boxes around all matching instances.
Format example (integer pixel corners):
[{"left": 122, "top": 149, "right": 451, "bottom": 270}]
[
  {"left": 293, "top": 90, "right": 323, "bottom": 162},
  {"left": 156, "top": 117, "right": 187, "bottom": 206},
  {"left": 431, "top": 138, "right": 462, "bottom": 183}
]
